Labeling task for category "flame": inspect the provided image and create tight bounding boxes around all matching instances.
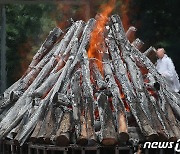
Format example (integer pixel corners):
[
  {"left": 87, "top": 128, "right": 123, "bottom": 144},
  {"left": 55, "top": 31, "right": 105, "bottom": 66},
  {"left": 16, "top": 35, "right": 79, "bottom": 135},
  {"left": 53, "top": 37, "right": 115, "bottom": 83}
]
[
  {"left": 88, "top": 0, "right": 116, "bottom": 74},
  {"left": 120, "top": 0, "right": 131, "bottom": 31}
]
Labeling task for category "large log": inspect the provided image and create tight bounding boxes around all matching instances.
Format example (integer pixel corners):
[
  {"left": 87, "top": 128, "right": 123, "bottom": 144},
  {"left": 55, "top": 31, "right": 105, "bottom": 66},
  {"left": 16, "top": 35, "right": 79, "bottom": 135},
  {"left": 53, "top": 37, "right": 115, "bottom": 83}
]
[
  {"left": 55, "top": 110, "right": 72, "bottom": 146},
  {"left": 34, "top": 106, "right": 52, "bottom": 143},
  {"left": 164, "top": 97, "right": 180, "bottom": 139},
  {"left": 147, "top": 95, "right": 169, "bottom": 140},
  {"left": 132, "top": 38, "right": 144, "bottom": 51},
  {"left": 32, "top": 69, "right": 63, "bottom": 98},
  {"left": 97, "top": 92, "right": 117, "bottom": 145},
  {"left": 30, "top": 106, "right": 45, "bottom": 143},
  {"left": 103, "top": 54, "right": 129, "bottom": 142},
  {"left": 80, "top": 50, "right": 97, "bottom": 145},
  {"left": 128, "top": 127, "right": 145, "bottom": 145},
  {"left": 70, "top": 70, "right": 88, "bottom": 145},
  {"left": 46, "top": 106, "right": 63, "bottom": 144},
  {"left": 89, "top": 60, "right": 107, "bottom": 90}
]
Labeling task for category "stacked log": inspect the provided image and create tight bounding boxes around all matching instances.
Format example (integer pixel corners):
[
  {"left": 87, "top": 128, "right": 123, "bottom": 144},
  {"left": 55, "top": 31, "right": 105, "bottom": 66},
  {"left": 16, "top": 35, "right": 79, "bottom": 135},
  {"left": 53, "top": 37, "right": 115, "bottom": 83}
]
[{"left": 0, "top": 14, "right": 180, "bottom": 147}]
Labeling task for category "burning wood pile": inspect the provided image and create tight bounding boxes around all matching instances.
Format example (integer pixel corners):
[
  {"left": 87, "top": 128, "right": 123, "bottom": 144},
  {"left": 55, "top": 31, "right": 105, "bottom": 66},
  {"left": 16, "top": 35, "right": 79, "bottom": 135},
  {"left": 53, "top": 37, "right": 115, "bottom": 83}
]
[{"left": 0, "top": 14, "right": 180, "bottom": 147}]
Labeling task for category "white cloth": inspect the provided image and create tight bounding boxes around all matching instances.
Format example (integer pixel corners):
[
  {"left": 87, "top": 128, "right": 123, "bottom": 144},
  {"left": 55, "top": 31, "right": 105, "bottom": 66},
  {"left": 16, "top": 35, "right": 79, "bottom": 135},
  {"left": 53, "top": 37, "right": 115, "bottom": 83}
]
[{"left": 156, "top": 54, "right": 180, "bottom": 92}]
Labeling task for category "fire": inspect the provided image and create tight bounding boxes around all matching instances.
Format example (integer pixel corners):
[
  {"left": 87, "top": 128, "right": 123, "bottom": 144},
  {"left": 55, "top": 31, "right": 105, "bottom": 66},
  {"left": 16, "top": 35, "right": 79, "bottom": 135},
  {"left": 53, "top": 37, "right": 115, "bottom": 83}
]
[{"left": 88, "top": 0, "right": 116, "bottom": 74}]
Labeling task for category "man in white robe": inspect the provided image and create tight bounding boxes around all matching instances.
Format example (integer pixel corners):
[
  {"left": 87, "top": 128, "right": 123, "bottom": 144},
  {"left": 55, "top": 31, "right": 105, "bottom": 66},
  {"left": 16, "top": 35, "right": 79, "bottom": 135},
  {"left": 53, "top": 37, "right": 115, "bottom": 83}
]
[{"left": 156, "top": 48, "right": 180, "bottom": 93}]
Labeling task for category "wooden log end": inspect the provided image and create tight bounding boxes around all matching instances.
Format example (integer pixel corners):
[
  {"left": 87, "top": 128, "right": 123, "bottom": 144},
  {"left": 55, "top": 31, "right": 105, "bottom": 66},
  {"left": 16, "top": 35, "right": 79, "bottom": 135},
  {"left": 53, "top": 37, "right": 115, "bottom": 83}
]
[
  {"left": 118, "top": 132, "right": 129, "bottom": 142},
  {"left": 101, "top": 138, "right": 117, "bottom": 146},
  {"left": 77, "top": 137, "right": 88, "bottom": 146},
  {"left": 56, "top": 134, "right": 70, "bottom": 146}
]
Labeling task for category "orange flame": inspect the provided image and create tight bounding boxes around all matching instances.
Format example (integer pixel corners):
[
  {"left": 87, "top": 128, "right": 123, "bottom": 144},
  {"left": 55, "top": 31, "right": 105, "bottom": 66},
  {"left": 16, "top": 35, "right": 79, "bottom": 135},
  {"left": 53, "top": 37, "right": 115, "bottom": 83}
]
[{"left": 88, "top": 0, "right": 116, "bottom": 74}]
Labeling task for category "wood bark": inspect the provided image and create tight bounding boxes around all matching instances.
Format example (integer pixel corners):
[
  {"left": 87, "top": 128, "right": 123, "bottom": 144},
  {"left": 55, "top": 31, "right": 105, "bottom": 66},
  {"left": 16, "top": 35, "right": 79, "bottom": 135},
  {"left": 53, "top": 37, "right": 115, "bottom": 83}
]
[
  {"left": 70, "top": 70, "right": 88, "bottom": 145},
  {"left": 103, "top": 54, "right": 129, "bottom": 142},
  {"left": 55, "top": 111, "right": 72, "bottom": 146},
  {"left": 97, "top": 92, "right": 117, "bottom": 145},
  {"left": 80, "top": 50, "right": 97, "bottom": 145},
  {"left": 14, "top": 89, "right": 53, "bottom": 146},
  {"left": 50, "top": 18, "right": 95, "bottom": 102},
  {"left": 106, "top": 30, "right": 158, "bottom": 141}
]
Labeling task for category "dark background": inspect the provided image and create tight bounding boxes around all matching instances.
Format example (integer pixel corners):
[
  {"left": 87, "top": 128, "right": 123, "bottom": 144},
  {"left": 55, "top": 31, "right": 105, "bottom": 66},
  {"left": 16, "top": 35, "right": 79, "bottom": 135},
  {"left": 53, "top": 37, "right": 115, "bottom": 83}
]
[{"left": 0, "top": 0, "right": 180, "bottom": 91}]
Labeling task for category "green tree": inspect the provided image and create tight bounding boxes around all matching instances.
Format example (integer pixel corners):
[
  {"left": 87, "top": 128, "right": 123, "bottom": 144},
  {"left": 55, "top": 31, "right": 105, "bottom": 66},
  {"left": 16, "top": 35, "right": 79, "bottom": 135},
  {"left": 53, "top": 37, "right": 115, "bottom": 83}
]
[{"left": 5, "top": 4, "right": 56, "bottom": 87}]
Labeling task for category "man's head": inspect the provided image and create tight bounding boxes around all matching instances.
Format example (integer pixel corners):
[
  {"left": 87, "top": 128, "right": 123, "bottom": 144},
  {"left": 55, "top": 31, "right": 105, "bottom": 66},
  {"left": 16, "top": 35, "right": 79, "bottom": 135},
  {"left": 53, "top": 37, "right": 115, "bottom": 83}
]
[{"left": 156, "top": 48, "right": 166, "bottom": 59}]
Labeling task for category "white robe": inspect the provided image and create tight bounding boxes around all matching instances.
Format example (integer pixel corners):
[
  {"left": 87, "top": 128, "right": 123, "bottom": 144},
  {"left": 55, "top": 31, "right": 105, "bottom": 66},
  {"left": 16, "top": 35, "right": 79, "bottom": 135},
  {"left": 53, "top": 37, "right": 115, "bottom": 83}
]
[{"left": 156, "top": 54, "right": 180, "bottom": 92}]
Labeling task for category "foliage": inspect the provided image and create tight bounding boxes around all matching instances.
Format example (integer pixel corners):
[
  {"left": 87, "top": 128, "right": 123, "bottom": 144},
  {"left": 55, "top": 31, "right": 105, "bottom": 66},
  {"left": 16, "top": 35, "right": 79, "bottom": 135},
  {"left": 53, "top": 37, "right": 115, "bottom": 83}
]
[{"left": 5, "top": 4, "right": 56, "bottom": 86}]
